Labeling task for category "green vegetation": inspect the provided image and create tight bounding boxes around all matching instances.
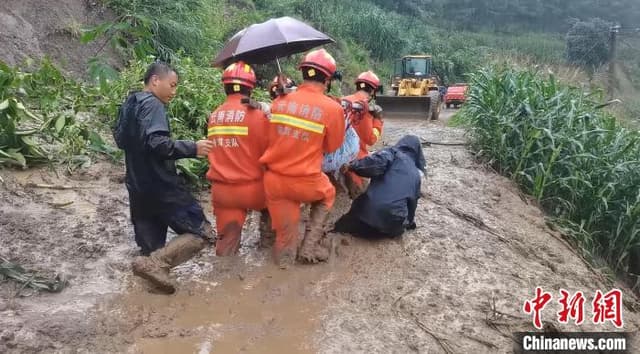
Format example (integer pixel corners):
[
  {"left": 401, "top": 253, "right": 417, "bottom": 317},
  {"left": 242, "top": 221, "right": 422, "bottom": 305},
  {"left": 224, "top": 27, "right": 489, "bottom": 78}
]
[
  {"left": 0, "top": 56, "right": 240, "bottom": 181},
  {"left": 566, "top": 18, "right": 612, "bottom": 71},
  {"left": 1, "top": 256, "right": 67, "bottom": 293},
  {"left": 0, "top": 59, "right": 116, "bottom": 170},
  {"left": 459, "top": 66, "right": 640, "bottom": 273},
  {"left": 370, "top": 0, "right": 640, "bottom": 32}
]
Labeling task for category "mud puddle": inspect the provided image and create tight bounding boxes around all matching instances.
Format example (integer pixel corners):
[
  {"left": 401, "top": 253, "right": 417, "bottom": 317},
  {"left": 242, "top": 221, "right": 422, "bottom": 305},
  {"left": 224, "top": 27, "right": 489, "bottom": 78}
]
[
  {"left": 94, "top": 204, "right": 356, "bottom": 354},
  {"left": 125, "top": 262, "right": 335, "bottom": 353}
]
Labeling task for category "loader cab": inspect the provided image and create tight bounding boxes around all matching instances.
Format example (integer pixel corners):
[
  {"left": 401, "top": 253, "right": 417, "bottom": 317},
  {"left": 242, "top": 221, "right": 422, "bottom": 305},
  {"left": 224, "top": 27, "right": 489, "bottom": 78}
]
[
  {"left": 393, "top": 55, "right": 432, "bottom": 79},
  {"left": 390, "top": 55, "right": 436, "bottom": 95}
]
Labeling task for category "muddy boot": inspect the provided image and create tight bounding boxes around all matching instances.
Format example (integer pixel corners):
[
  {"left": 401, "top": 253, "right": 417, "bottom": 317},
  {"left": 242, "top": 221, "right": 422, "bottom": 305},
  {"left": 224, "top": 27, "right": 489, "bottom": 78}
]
[
  {"left": 276, "top": 249, "right": 296, "bottom": 270},
  {"left": 216, "top": 222, "right": 242, "bottom": 256},
  {"left": 273, "top": 222, "right": 298, "bottom": 269},
  {"left": 132, "top": 233, "right": 206, "bottom": 294},
  {"left": 258, "top": 210, "right": 276, "bottom": 249},
  {"left": 297, "top": 203, "right": 330, "bottom": 263}
]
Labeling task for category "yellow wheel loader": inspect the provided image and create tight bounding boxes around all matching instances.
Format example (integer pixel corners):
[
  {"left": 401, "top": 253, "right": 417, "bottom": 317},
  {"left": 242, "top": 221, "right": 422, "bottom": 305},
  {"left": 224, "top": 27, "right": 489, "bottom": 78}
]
[{"left": 376, "top": 55, "right": 442, "bottom": 120}]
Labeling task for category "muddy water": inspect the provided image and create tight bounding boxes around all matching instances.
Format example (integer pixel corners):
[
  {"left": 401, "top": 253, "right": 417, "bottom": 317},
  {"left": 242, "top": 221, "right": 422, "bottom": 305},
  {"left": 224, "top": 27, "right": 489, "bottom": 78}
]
[
  {"left": 104, "top": 206, "right": 354, "bottom": 354},
  {"left": 126, "top": 261, "right": 341, "bottom": 354}
]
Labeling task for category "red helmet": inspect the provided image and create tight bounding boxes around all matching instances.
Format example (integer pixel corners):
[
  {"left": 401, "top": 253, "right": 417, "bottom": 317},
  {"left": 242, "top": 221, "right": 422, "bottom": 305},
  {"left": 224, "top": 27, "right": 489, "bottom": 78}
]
[
  {"left": 355, "top": 71, "right": 380, "bottom": 90},
  {"left": 270, "top": 75, "right": 294, "bottom": 88},
  {"left": 222, "top": 61, "right": 256, "bottom": 89},
  {"left": 299, "top": 49, "right": 337, "bottom": 78}
]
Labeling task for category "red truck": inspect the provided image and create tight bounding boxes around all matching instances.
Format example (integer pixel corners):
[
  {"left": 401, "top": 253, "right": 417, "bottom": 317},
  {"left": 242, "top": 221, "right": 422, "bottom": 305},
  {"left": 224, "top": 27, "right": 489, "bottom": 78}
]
[{"left": 444, "top": 83, "right": 468, "bottom": 109}]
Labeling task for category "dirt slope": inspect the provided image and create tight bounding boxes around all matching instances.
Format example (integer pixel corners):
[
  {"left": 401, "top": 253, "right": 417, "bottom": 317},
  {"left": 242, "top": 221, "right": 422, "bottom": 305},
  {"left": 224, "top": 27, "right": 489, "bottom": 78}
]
[{"left": 0, "top": 0, "right": 120, "bottom": 78}]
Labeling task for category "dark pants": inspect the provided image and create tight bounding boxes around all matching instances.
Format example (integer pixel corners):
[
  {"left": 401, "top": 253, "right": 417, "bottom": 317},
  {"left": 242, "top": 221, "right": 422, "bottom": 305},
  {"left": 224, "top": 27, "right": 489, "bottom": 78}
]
[
  {"left": 128, "top": 191, "right": 211, "bottom": 255},
  {"left": 333, "top": 213, "right": 405, "bottom": 239}
]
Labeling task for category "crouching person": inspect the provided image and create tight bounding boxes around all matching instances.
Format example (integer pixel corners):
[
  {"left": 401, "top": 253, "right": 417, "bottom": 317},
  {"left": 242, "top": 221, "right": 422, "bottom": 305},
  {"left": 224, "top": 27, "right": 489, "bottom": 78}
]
[
  {"left": 333, "top": 135, "right": 425, "bottom": 238},
  {"left": 114, "top": 62, "right": 216, "bottom": 294},
  {"left": 207, "top": 61, "right": 272, "bottom": 255}
]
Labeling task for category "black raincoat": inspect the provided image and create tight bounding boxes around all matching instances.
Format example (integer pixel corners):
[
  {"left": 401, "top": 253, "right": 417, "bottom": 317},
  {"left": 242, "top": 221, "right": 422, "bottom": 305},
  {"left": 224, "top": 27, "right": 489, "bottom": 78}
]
[
  {"left": 334, "top": 135, "right": 425, "bottom": 238},
  {"left": 114, "top": 91, "right": 209, "bottom": 255}
]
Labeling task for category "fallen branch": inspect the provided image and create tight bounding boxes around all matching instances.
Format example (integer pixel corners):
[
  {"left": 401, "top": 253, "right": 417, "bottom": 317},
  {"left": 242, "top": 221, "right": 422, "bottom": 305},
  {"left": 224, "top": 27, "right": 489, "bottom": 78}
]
[
  {"left": 25, "top": 183, "right": 92, "bottom": 190},
  {"left": 447, "top": 206, "right": 508, "bottom": 243},
  {"left": 392, "top": 287, "right": 420, "bottom": 311},
  {"left": 462, "top": 333, "right": 498, "bottom": 349},
  {"left": 48, "top": 201, "right": 74, "bottom": 208},
  {"left": 421, "top": 140, "right": 468, "bottom": 147},
  {"left": 0, "top": 257, "right": 67, "bottom": 293},
  {"left": 411, "top": 314, "right": 455, "bottom": 354}
]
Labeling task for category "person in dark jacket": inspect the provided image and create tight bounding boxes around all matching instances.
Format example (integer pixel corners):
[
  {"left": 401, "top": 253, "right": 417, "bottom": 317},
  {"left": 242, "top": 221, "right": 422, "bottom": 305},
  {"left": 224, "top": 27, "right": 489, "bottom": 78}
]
[
  {"left": 113, "top": 61, "right": 215, "bottom": 293},
  {"left": 334, "top": 135, "right": 425, "bottom": 238}
]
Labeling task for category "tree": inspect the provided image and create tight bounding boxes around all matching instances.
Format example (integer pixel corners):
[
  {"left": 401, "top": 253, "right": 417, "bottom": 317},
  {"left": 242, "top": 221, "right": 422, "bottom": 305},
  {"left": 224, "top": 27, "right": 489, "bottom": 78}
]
[{"left": 565, "top": 18, "right": 612, "bottom": 70}]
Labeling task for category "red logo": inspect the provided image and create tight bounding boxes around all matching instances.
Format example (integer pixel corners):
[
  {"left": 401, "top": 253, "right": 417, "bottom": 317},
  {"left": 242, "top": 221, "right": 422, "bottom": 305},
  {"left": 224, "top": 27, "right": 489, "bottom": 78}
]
[
  {"left": 523, "top": 287, "right": 553, "bottom": 329},
  {"left": 557, "top": 289, "right": 586, "bottom": 325},
  {"left": 523, "top": 288, "right": 624, "bottom": 329},
  {"left": 592, "top": 289, "right": 623, "bottom": 328}
]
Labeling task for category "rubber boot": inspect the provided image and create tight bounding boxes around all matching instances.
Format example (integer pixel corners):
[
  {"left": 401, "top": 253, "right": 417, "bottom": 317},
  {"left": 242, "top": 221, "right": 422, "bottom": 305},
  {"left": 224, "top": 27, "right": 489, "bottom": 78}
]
[
  {"left": 132, "top": 233, "right": 206, "bottom": 294},
  {"left": 276, "top": 248, "right": 296, "bottom": 270},
  {"left": 258, "top": 210, "right": 276, "bottom": 249},
  {"left": 297, "top": 202, "right": 330, "bottom": 263},
  {"left": 216, "top": 222, "right": 243, "bottom": 256},
  {"left": 274, "top": 222, "right": 298, "bottom": 269}
]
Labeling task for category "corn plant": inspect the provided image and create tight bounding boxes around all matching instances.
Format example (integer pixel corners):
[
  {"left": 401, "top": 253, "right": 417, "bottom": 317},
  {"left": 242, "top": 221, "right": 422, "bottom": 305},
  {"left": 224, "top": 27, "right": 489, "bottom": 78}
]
[{"left": 460, "top": 66, "right": 640, "bottom": 273}]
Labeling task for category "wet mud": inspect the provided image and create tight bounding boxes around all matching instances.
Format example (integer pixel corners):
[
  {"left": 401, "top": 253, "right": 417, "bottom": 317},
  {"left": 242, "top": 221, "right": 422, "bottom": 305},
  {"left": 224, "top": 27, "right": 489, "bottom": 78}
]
[{"left": 1, "top": 109, "right": 639, "bottom": 353}]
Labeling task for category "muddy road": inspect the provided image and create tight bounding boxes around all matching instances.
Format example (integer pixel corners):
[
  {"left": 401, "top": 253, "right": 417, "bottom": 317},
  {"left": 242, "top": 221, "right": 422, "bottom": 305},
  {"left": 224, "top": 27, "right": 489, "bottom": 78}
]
[{"left": 1, "top": 109, "right": 639, "bottom": 353}]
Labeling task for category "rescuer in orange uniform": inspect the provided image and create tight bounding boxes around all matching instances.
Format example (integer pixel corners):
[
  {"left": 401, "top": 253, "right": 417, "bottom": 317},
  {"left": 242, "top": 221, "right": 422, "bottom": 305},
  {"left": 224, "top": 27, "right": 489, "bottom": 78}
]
[
  {"left": 259, "top": 49, "right": 345, "bottom": 267},
  {"left": 342, "top": 71, "right": 384, "bottom": 198},
  {"left": 206, "top": 61, "right": 272, "bottom": 256}
]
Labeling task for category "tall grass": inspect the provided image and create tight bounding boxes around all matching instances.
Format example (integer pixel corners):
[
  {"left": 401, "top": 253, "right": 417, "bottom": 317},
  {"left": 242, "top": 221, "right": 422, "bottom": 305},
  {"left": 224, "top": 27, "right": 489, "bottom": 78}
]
[{"left": 460, "top": 66, "right": 640, "bottom": 273}]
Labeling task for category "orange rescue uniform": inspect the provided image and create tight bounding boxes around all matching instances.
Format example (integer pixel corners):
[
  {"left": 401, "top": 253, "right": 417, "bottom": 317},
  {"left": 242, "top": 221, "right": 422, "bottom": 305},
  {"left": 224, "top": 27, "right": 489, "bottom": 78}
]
[
  {"left": 206, "top": 94, "right": 270, "bottom": 256},
  {"left": 342, "top": 91, "right": 383, "bottom": 191},
  {"left": 259, "top": 83, "right": 345, "bottom": 258}
]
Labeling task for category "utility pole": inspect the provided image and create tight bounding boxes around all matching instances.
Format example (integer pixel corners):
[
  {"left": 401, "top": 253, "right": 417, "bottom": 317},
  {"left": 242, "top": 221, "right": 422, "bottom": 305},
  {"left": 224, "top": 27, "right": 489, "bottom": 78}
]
[{"left": 608, "top": 24, "right": 621, "bottom": 98}]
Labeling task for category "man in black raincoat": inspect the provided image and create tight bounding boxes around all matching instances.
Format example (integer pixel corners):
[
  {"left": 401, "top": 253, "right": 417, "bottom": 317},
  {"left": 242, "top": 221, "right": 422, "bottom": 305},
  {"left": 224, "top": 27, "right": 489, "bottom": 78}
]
[
  {"left": 113, "top": 62, "right": 215, "bottom": 293},
  {"left": 334, "top": 135, "right": 425, "bottom": 238}
]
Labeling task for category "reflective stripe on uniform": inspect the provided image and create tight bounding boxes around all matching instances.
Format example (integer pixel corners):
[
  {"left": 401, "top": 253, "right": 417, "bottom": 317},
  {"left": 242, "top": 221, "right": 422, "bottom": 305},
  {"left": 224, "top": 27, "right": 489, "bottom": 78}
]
[
  {"left": 207, "top": 126, "right": 249, "bottom": 136},
  {"left": 373, "top": 127, "right": 381, "bottom": 139},
  {"left": 270, "top": 114, "right": 324, "bottom": 134}
]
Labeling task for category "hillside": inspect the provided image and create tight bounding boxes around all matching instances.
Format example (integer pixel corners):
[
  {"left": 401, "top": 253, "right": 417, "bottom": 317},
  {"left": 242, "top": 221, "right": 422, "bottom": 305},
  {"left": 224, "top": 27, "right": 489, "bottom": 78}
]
[
  {"left": 3, "top": 1, "right": 637, "bottom": 109},
  {"left": 0, "top": 0, "right": 121, "bottom": 78}
]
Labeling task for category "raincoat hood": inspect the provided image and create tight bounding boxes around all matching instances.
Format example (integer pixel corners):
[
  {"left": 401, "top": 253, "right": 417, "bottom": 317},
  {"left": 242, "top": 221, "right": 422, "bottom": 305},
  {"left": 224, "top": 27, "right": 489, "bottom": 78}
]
[{"left": 394, "top": 135, "right": 426, "bottom": 172}]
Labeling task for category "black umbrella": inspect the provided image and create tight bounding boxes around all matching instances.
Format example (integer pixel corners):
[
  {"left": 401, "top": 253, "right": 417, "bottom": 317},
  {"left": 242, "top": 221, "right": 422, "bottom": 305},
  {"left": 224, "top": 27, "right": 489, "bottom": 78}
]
[{"left": 212, "top": 16, "right": 335, "bottom": 70}]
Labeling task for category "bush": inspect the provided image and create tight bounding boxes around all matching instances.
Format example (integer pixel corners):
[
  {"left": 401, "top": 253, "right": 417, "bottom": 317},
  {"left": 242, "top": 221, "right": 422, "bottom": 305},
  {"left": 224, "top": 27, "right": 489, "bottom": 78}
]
[
  {"left": 566, "top": 18, "right": 612, "bottom": 70},
  {"left": 0, "top": 59, "right": 117, "bottom": 169}
]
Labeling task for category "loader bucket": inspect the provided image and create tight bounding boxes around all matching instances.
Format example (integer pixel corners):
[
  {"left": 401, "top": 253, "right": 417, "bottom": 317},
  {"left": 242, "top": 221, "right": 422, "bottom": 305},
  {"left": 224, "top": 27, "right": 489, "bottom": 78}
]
[{"left": 376, "top": 95, "right": 432, "bottom": 119}]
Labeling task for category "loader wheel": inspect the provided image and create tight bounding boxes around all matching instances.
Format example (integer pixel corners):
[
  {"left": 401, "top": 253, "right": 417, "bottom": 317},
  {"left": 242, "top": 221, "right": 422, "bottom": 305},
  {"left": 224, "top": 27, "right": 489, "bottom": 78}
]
[
  {"left": 446, "top": 103, "right": 451, "bottom": 109},
  {"left": 428, "top": 91, "right": 441, "bottom": 120}
]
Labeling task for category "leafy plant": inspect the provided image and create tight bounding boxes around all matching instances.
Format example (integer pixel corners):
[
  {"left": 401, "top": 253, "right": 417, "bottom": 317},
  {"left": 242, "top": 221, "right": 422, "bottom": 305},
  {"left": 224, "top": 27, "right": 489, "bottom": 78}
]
[{"left": 460, "top": 66, "right": 640, "bottom": 273}]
